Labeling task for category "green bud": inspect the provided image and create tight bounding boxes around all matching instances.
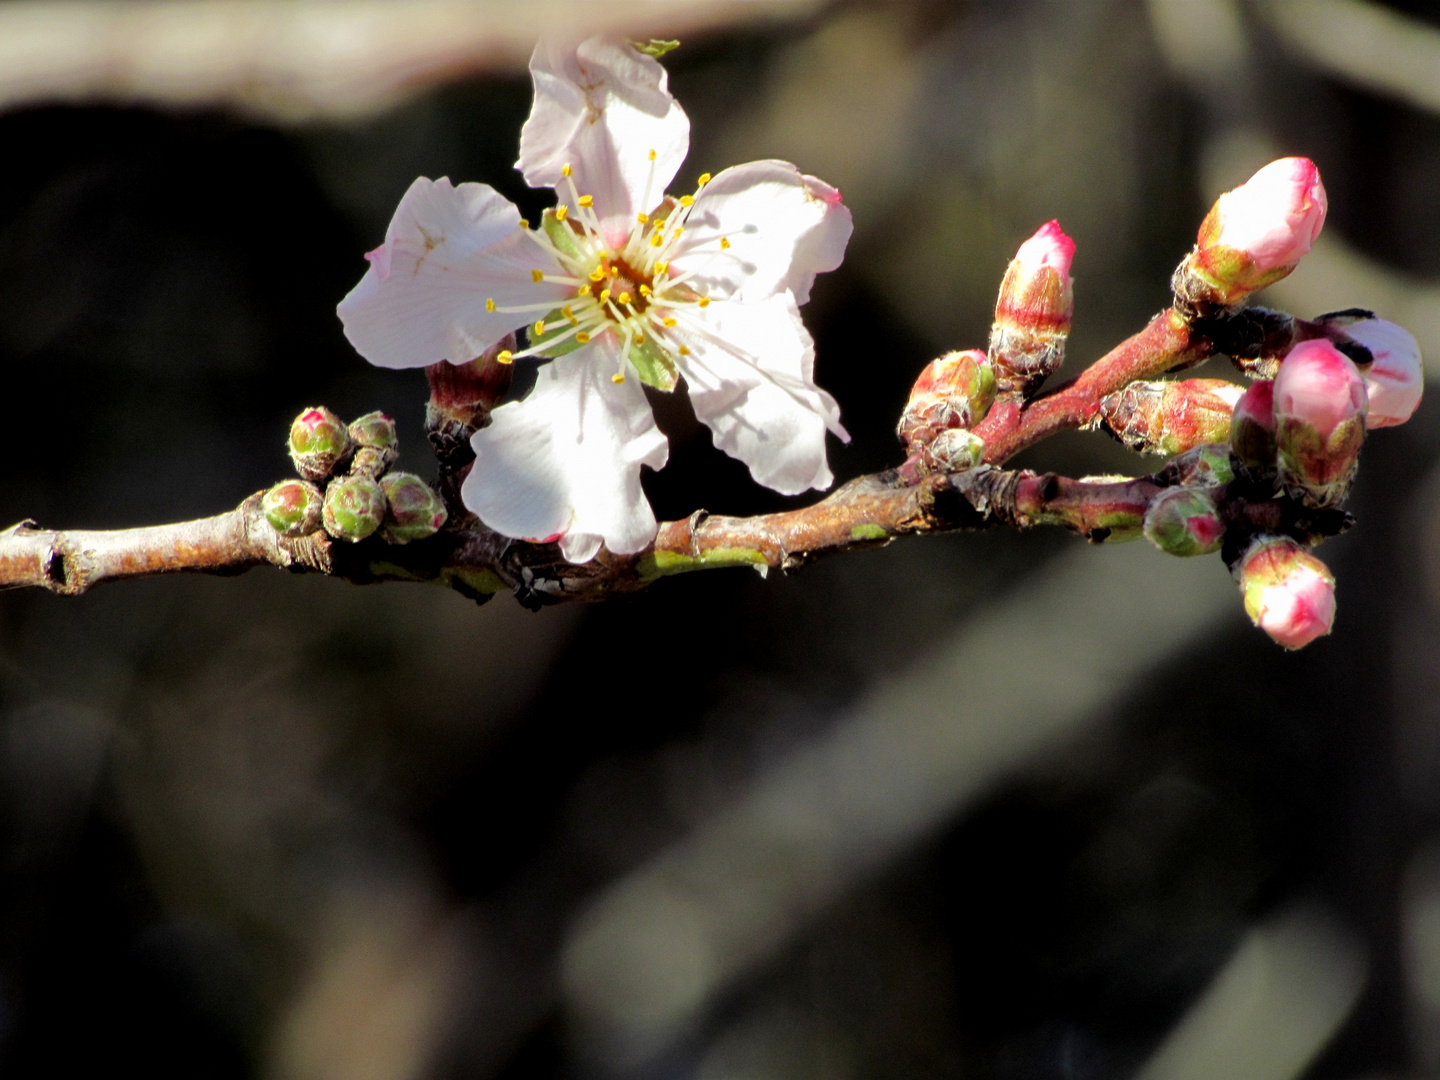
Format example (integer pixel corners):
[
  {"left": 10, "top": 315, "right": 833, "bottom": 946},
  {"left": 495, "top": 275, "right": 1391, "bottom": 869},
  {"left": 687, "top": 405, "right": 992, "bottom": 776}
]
[
  {"left": 261, "top": 480, "right": 323, "bottom": 537},
  {"left": 288, "top": 406, "right": 352, "bottom": 481},
  {"left": 1143, "top": 487, "right": 1225, "bottom": 557},
  {"left": 321, "top": 475, "right": 386, "bottom": 542},
  {"left": 924, "top": 428, "right": 985, "bottom": 473},
  {"left": 379, "top": 472, "right": 448, "bottom": 544},
  {"left": 347, "top": 411, "right": 399, "bottom": 478},
  {"left": 898, "top": 350, "right": 997, "bottom": 450}
]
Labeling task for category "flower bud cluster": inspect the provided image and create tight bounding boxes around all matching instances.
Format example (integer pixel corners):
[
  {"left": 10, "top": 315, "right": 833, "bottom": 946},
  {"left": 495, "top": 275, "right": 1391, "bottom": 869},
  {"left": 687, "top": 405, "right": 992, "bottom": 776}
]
[
  {"left": 1100, "top": 379, "right": 1244, "bottom": 457},
  {"left": 989, "top": 221, "right": 1075, "bottom": 392},
  {"left": 1235, "top": 535, "right": 1336, "bottom": 649},
  {"left": 268, "top": 406, "right": 448, "bottom": 544},
  {"left": 897, "top": 349, "right": 995, "bottom": 472}
]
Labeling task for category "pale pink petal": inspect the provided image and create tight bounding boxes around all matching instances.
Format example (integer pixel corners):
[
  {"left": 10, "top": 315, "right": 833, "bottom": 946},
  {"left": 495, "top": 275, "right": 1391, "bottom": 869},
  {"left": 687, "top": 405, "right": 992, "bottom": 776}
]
[
  {"left": 1343, "top": 318, "right": 1424, "bottom": 428},
  {"left": 338, "top": 177, "right": 570, "bottom": 369},
  {"left": 519, "top": 36, "right": 689, "bottom": 241},
  {"left": 1211, "top": 157, "right": 1327, "bottom": 271},
  {"left": 673, "top": 294, "right": 847, "bottom": 494},
  {"left": 668, "top": 161, "right": 852, "bottom": 305},
  {"left": 1274, "top": 339, "right": 1368, "bottom": 438},
  {"left": 463, "top": 345, "right": 669, "bottom": 563}
]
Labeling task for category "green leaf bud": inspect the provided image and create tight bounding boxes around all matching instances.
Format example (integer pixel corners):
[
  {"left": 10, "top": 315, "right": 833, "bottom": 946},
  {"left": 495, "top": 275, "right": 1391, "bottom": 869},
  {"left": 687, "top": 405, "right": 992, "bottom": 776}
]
[
  {"left": 1143, "top": 487, "right": 1225, "bottom": 557},
  {"left": 379, "top": 472, "right": 448, "bottom": 544},
  {"left": 261, "top": 480, "right": 323, "bottom": 537},
  {"left": 321, "top": 475, "right": 386, "bottom": 543},
  {"left": 288, "top": 406, "right": 352, "bottom": 481}
]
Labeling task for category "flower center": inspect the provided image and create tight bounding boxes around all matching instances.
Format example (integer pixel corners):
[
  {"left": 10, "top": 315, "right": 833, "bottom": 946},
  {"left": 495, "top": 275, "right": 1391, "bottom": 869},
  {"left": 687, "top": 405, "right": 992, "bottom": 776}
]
[{"left": 485, "top": 155, "right": 731, "bottom": 386}]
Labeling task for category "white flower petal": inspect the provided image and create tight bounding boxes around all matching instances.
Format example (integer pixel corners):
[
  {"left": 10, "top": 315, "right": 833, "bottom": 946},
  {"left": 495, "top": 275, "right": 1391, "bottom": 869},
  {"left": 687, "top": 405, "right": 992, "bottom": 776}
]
[
  {"left": 463, "top": 344, "right": 669, "bottom": 562},
  {"left": 669, "top": 161, "right": 853, "bottom": 305},
  {"left": 519, "top": 36, "right": 689, "bottom": 240},
  {"left": 338, "top": 177, "right": 570, "bottom": 369},
  {"left": 674, "top": 293, "right": 847, "bottom": 495}
]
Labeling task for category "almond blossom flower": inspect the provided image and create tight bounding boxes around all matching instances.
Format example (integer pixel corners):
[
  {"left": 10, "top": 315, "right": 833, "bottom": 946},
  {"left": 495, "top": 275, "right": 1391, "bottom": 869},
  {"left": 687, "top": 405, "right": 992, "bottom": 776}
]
[
  {"left": 1340, "top": 316, "right": 1423, "bottom": 428},
  {"left": 338, "top": 36, "right": 852, "bottom": 563}
]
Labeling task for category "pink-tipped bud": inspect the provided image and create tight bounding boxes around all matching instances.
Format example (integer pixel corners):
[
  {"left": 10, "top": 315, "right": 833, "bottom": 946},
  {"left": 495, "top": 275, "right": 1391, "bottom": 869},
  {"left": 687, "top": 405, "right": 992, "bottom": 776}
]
[
  {"left": 897, "top": 349, "right": 997, "bottom": 451},
  {"left": 989, "top": 220, "right": 1075, "bottom": 390},
  {"left": 1143, "top": 487, "right": 1226, "bottom": 557},
  {"left": 1177, "top": 158, "right": 1327, "bottom": 308},
  {"left": 1273, "top": 339, "right": 1367, "bottom": 508},
  {"left": 288, "top": 406, "right": 353, "bottom": 481},
  {"left": 1230, "top": 380, "right": 1277, "bottom": 473},
  {"left": 1099, "top": 378, "right": 1245, "bottom": 456},
  {"left": 1236, "top": 535, "right": 1337, "bottom": 649},
  {"left": 1317, "top": 313, "right": 1423, "bottom": 428}
]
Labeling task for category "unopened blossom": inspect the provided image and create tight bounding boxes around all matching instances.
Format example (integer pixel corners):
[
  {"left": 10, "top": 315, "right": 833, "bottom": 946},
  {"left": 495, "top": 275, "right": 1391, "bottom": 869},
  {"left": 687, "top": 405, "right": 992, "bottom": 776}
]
[
  {"left": 1184, "top": 157, "right": 1328, "bottom": 307},
  {"left": 339, "top": 36, "right": 852, "bottom": 563},
  {"left": 1273, "top": 339, "right": 1367, "bottom": 507},
  {"left": 1236, "top": 535, "right": 1337, "bottom": 650},
  {"left": 1099, "top": 378, "right": 1244, "bottom": 457},
  {"left": 1324, "top": 315, "right": 1423, "bottom": 428},
  {"left": 897, "top": 349, "right": 996, "bottom": 452},
  {"left": 990, "top": 219, "right": 1075, "bottom": 389},
  {"left": 1229, "top": 379, "right": 1277, "bottom": 473}
]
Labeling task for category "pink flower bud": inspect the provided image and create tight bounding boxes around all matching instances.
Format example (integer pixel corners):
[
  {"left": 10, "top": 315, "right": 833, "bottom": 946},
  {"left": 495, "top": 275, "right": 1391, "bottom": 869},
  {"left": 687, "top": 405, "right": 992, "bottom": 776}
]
[
  {"left": 1182, "top": 158, "right": 1328, "bottom": 307},
  {"left": 897, "top": 349, "right": 996, "bottom": 451},
  {"left": 1099, "top": 378, "right": 1244, "bottom": 456},
  {"left": 1229, "top": 380, "right": 1277, "bottom": 472},
  {"left": 1330, "top": 316, "right": 1423, "bottom": 428},
  {"left": 1272, "top": 339, "right": 1367, "bottom": 507},
  {"left": 1236, "top": 536, "right": 1336, "bottom": 650},
  {"left": 990, "top": 220, "right": 1075, "bottom": 390}
]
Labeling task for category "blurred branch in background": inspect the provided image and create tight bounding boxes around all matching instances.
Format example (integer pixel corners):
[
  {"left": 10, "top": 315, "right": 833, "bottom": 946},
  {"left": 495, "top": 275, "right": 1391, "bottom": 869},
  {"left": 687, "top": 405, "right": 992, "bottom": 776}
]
[{"left": 0, "top": 0, "right": 823, "bottom": 122}]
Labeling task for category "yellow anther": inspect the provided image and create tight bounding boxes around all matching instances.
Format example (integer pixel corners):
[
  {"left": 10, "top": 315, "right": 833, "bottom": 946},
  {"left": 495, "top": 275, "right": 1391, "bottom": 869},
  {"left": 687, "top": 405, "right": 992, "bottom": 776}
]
[
  {"left": 636, "top": 212, "right": 649, "bottom": 224},
  {"left": 697, "top": 172, "right": 711, "bottom": 185},
  {"left": 617, "top": 292, "right": 632, "bottom": 306},
  {"left": 578, "top": 195, "right": 593, "bottom": 207},
  {"left": 654, "top": 260, "right": 669, "bottom": 275},
  {"left": 485, "top": 298, "right": 496, "bottom": 312},
  {"left": 562, "top": 306, "right": 576, "bottom": 322},
  {"left": 497, "top": 350, "right": 514, "bottom": 364},
  {"left": 589, "top": 267, "right": 606, "bottom": 282},
  {"left": 517, "top": 218, "right": 530, "bottom": 228},
  {"left": 720, "top": 237, "right": 731, "bottom": 250},
  {"left": 534, "top": 320, "right": 546, "bottom": 336},
  {"left": 532, "top": 269, "right": 545, "bottom": 283},
  {"left": 679, "top": 345, "right": 691, "bottom": 355},
  {"left": 577, "top": 284, "right": 593, "bottom": 296},
  {"left": 648, "top": 149, "right": 657, "bottom": 161},
  {"left": 635, "top": 331, "right": 645, "bottom": 343},
  {"left": 576, "top": 332, "right": 591, "bottom": 343},
  {"left": 653, "top": 219, "right": 667, "bottom": 230},
  {"left": 612, "top": 372, "right": 626, "bottom": 384},
  {"left": 663, "top": 317, "right": 677, "bottom": 327},
  {"left": 679, "top": 195, "right": 694, "bottom": 207},
  {"left": 698, "top": 296, "right": 710, "bottom": 308},
  {"left": 673, "top": 227, "right": 684, "bottom": 238},
  {"left": 600, "top": 288, "right": 612, "bottom": 303},
  {"left": 608, "top": 265, "right": 619, "bottom": 277},
  {"left": 650, "top": 234, "right": 664, "bottom": 247},
  {"left": 639, "top": 284, "right": 652, "bottom": 296},
  {"left": 555, "top": 205, "right": 569, "bottom": 222},
  {"left": 562, "top": 163, "right": 573, "bottom": 177}
]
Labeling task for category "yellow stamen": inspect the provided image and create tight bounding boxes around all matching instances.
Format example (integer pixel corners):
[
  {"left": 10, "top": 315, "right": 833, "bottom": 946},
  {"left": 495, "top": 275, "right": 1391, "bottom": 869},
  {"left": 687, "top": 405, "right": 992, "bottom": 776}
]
[
  {"left": 608, "top": 265, "right": 619, "bottom": 277},
  {"left": 663, "top": 317, "right": 677, "bottom": 327},
  {"left": 639, "top": 284, "right": 652, "bottom": 296},
  {"left": 612, "top": 373, "right": 626, "bottom": 384},
  {"left": 654, "top": 260, "right": 668, "bottom": 275},
  {"left": 698, "top": 296, "right": 710, "bottom": 308},
  {"left": 600, "top": 288, "right": 612, "bottom": 303},
  {"left": 576, "top": 332, "right": 591, "bottom": 343},
  {"left": 679, "top": 195, "right": 694, "bottom": 207},
  {"left": 679, "top": 345, "right": 691, "bottom": 355},
  {"left": 636, "top": 212, "right": 649, "bottom": 224},
  {"left": 589, "top": 267, "right": 606, "bottom": 282},
  {"left": 578, "top": 195, "right": 593, "bottom": 207},
  {"left": 517, "top": 218, "right": 529, "bottom": 228},
  {"left": 635, "top": 331, "right": 645, "bottom": 343},
  {"left": 673, "top": 227, "right": 684, "bottom": 238},
  {"left": 653, "top": 219, "right": 667, "bottom": 230},
  {"left": 485, "top": 298, "right": 496, "bottom": 312},
  {"left": 562, "top": 163, "right": 572, "bottom": 177},
  {"left": 562, "top": 306, "right": 576, "bottom": 322},
  {"left": 534, "top": 320, "right": 546, "bottom": 336},
  {"left": 531, "top": 269, "right": 545, "bottom": 283},
  {"left": 697, "top": 172, "right": 711, "bottom": 185},
  {"left": 555, "top": 205, "right": 569, "bottom": 222},
  {"left": 617, "top": 292, "right": 632, "bottom": 306},
  {"left": 497, "top": 350, "right": 514, "bottom": 364},
  {"left": 650, "top": 234, "right": 664, "bottom": 247},
  {"left": 648, "top": 149, "right": 657, "bottom": 161},
  {"left": 720, "top": 237, "right": 731, "bottom": 250},
  {"left": 577, "top": 284, "right": 592, "bottom": 296}
]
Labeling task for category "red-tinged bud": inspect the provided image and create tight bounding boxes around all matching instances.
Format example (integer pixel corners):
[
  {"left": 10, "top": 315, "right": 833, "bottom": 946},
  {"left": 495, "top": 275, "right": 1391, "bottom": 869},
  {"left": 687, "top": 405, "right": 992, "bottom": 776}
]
[
  {"left": 1273, "top": 339, "right": 1367, "bottom": 508},
  {"left": 425, "top": 334, "right": 516, "bottom": 431},
  {"left": 1099, "top": 378, "right": 1245, "bottom": 456},
  {"left": 1175, "top": 157, "right": 1327, "bottom": 309},
  {"left": 379, "top": 472, "right": 448, "bottom": 544},
  {"left": 1230, "top": 380, "right": 1277, "bottom": 473},
  {"left": 922, "top": 428, "right": 985, "bottom": 473},
  {"left": 1317, "top": 313, "right": 1423, "bottom": 428},
  {"left": 321, "top": 475, "right": 386, "bottom": 543},
  {"left": 288, "top": 406, "right": 352, "bottom": 481},
  {"left": 989, "top": 220, "right": 1075, "bottom": 391},
  {"left": 1236, "top": 535, "right": 1336, "bottom": 649},
  {"left": 897, "top": 349, "right": 996, "bottom": 451},
  {"left": 261, "top": 480, "right": 323, "bottom": 537},
  {"left": 1143, "top": 487, "right": 1225, "bottom": 557}
]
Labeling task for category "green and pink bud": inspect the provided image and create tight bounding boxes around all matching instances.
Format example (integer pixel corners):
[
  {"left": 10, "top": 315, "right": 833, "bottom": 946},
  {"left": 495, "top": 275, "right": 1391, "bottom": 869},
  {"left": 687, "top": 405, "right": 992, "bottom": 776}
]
[
  {"left": 1099, "top": 378, "right": 1245, "bottom": 456},
  {"left": 1317, "top": 313, "right": 1423, "bottom": 428},
  {"left": 261, "top": 480, "right": 323, "bottom": 537},
  {"left": 321, "top": 475, "right": 386, "bottom": 543},
  {"left": 989, "top": 220, "right": 1075, "bottom": 391},
  {"left": 922, "top": 428, "right": 986, "bottom": 473},
  {"left": 1236, "top": 535, "right": 1337, "bottom": 649},
  {"left": 288, "top": 406, "right": 352, "bottom": 481},
  {"left": 1273, "top": 339, "right": 1367, "bottom": 507},
  {"left": 348, "top": 410, "right": 399, "bottom": 478},
  {"left": 897, "top": 349, "right": 996, "bottom": 451},
  {"left": 1176, "top": 157, "right": 1327, "bottom": 309},
  {"left": 1229, "top": 380, "right": 1277, "bottom": 472},
  {"left": 1143, "top": 487, "right": 1225, "bottom": 557},
  {"left": 379, "top": 472, "right": 448, "bottom": 544}
]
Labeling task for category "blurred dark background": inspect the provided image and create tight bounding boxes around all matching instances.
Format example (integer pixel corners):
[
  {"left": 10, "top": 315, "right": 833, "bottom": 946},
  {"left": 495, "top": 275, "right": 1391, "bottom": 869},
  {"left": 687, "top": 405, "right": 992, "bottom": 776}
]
[{"left": 1, "top": 1, "right": 1439, "bottom": 1077}]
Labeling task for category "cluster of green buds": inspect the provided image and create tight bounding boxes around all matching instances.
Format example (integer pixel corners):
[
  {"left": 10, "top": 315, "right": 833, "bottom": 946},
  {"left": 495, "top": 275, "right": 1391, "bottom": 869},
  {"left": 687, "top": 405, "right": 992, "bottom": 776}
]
[
  {"left": 263, "top": 406, "right": 448, "bottom": 545},
  {"left": 897, "top": 349, "right": 996, "bottom": 472}
]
